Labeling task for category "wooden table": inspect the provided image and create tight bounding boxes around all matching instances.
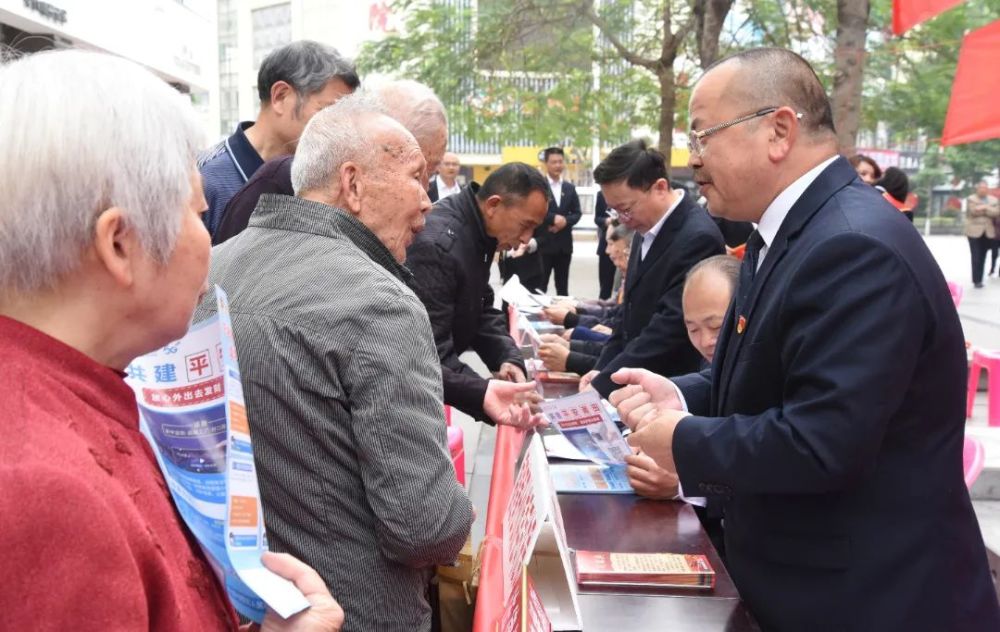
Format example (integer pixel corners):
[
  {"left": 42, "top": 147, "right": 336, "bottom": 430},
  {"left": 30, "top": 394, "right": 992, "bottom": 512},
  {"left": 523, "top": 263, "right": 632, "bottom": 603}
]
[
  {"left": 559, "top": 494, "right": 759, "bottom": 631},
  {"left": 475, "top": 308, "right": 759, "bottom": 631}
]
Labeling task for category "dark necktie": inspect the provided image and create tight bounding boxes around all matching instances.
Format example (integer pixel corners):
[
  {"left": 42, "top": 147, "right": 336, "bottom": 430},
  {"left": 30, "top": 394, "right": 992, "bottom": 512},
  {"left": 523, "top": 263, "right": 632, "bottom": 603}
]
[{"left": 734, "top": 230, "right": 765, "bottom": 320}]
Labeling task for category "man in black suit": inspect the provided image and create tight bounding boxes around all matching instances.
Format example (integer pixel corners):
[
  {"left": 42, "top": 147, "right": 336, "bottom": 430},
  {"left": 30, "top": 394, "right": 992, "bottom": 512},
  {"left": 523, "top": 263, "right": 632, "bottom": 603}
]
[
  {"left": 538, "top": 147, "right": 581, "bottom": 295},
  {"left": 594, "top": 191, "right": 616, "bottom": 299},
  {"left": 612, "top": 48, "right": 1000, "bottom": 631},
  {"left": 582, "top": 140, "right": 725, "bottom": 398}
]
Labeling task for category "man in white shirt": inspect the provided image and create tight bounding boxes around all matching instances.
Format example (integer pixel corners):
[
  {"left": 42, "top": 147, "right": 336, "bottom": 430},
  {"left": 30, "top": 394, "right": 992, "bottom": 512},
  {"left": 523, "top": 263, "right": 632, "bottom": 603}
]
[
  {"left": 428, "top": 152, "right": 462, "bottom": 202},
  {"left": 537, "top": 147, "right": 581, "bottom": 295}
]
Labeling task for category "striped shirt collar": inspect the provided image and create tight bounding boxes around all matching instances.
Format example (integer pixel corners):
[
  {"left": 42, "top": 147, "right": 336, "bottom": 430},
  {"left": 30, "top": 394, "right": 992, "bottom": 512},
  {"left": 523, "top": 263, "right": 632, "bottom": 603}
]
[{"left": 248, "top": 193, "right": 416, "bottom": 287}]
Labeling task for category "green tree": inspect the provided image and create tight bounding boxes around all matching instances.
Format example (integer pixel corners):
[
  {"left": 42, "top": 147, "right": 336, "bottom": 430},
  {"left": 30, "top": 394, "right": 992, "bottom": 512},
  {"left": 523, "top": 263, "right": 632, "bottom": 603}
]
[{"left": 358, "top": 1, "right": 732, "bottom": 154}]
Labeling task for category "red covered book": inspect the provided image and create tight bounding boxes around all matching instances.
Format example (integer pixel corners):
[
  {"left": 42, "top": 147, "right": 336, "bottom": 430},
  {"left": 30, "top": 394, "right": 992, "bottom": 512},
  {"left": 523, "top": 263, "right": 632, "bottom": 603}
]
[{"left": 574, "top": 551, "right": 715, "bottom": 589}]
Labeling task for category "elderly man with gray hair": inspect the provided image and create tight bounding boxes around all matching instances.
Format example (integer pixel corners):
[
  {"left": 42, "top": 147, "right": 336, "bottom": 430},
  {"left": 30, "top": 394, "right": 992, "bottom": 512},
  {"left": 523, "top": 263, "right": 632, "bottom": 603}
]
[
  {"left": 200, "top": 40, "right": 359, "bottom": 235},
  {"left": 213, "top": 79, "right": 446, "bottom": 244},
  {"left": 195, "top": 92, "right": 473, "bottom": 632}
]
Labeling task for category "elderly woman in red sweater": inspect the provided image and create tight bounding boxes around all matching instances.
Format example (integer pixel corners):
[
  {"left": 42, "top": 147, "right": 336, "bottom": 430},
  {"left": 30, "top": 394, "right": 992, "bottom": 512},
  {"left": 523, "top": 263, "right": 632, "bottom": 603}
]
[{"left": 0, "top": 50, "right": 342, "bottom": 631}]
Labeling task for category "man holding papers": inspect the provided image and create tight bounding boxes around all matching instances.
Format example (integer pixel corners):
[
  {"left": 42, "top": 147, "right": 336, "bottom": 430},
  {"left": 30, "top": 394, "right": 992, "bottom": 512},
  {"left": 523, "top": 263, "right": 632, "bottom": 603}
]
[{"left": 408, "top": 163, "right": 550, "bottom": 426}]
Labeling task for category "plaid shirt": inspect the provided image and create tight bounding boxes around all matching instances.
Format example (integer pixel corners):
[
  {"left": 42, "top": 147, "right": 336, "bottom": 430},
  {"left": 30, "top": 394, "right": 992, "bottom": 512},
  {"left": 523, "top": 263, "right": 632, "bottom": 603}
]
[{"left": 196, "top": 194, "right": 472, "bottom": 632}]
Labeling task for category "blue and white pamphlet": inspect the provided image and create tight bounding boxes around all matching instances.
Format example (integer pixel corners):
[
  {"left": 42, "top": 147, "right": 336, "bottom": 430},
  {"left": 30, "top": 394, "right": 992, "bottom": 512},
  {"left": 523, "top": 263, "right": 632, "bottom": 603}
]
[{"left": 125, "top": 286, "right": 309, "bottom": 622}]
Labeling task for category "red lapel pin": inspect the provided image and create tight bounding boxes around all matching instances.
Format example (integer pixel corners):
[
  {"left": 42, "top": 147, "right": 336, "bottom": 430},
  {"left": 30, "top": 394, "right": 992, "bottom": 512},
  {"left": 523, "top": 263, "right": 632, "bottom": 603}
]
[{"left": 736, "top": 315, "right": 747, "bottom": 335}]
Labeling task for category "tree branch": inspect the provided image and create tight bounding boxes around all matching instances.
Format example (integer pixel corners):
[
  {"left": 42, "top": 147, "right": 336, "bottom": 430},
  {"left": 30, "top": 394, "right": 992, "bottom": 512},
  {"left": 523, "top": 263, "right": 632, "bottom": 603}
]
[{"left": 583, "top": 4, "right": 659, "bottom": 70}]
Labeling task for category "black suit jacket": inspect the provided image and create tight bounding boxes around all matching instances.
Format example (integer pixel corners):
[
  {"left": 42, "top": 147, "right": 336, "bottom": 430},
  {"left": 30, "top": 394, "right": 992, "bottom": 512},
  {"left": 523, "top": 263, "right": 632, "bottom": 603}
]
[
  {"left": 594, "top": 191, "right": 611, "bottom": 255},
  {"left": 406, "top": 184, "right": 524, "bottom": 422},
  {"left": 672, "top": 157, "right": 1000, "bottom": 631},
  {"left": 590, "top": 193, "right": 725, "bottom": 397},
  {"left": 537, "top": 180, "right": 581, "bottom": 255},
  {"left": 427, "top": 178, "right": 439, "bottom": 203}
]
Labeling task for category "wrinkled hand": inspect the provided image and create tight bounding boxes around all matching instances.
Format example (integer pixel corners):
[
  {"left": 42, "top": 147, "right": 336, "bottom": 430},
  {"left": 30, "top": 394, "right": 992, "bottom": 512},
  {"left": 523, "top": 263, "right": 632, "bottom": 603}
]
[
  {"left": 608, "top": 368, "right": 682, "bottom": 430},
  {"left": 496, "top": 362, "right": 527, "bottom": 383},
  {"left": 625, "top": 452, "right": 679, "bottom": 499},
  {"left": 540, "top": 333, "right": 569, "bottom": 349},
  {"left": 592, "top": 324, "right": 612, "bottom": 335},
  {"left": 538, "top": 342, "right": 569, "bottom": 371},
  {"left": 484, "top": 380, "right": 546, "bottom": 428},
  {"left": 258, "top": 553, "right": 344, "bottom": 632},
  {"left": 578, "top": 370, "right": 600, "bottom": 392},
  {"left": 625, "top": 409, "right": 689, "bottom": 475},
  {"left": 542, "top": 305, "right": 575, "bottom": 325}
]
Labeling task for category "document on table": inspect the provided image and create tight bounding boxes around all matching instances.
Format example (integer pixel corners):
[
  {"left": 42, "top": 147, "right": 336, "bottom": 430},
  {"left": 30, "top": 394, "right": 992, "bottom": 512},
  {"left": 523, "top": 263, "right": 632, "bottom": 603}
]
[
  {"left": 549, "top": 462, "right": 633, "bottom": 494},
  {"left": 539, "top": 391, "right": 632, "bottom": 465}
]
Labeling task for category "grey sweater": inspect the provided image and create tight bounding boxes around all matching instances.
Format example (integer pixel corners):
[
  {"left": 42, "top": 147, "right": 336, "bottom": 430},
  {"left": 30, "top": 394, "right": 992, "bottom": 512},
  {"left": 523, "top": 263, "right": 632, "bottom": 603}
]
[{"left": 196, "top": 194, "right": 473, "bottom": 632}]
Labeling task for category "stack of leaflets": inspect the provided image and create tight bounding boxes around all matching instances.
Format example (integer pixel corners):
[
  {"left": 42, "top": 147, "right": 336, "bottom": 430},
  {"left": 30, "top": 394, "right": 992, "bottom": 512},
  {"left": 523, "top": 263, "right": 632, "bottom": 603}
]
[{"left": 539, "top": 391, "right": 634, "bottom": 495}]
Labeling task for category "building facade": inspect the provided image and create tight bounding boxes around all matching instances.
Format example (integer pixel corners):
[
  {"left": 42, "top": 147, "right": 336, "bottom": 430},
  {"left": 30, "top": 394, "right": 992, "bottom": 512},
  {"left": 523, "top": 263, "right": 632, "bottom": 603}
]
[{"left": 0, "top": 0, "right": 220, "bottom": 138}]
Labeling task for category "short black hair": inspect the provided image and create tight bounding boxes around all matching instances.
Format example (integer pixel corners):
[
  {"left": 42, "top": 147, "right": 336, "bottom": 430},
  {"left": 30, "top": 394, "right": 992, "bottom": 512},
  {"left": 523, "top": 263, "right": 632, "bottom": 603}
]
[
  {"left": 257, "top": 41, "right": 360, "bottom": 105},
  {"left": 876, "top": 167, "right": 909, "bottom": 203},
  {"left": 593, "top": 139, "right": 668, "bottom": 189},
  {"left": 478, "top": 162, "right": 551, "bottom": 204},
  {"left": 543, "top": 146, "right": 565, "bottom": 162}
]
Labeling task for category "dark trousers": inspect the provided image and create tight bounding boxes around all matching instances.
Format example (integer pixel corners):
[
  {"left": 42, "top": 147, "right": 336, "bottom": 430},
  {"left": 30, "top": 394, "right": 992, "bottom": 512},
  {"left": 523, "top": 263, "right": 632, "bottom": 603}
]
[
  {"left": 989, "top": 238, "right": 999, "bottom": 275},
  {"left": 542, "top": 252, "right": 572, "bottom": 295},
  {"left": 969, "top": 235, "right": 992, "bottom": 285},
  {"left": 597, "top": 250, "right": 616, "bottom": 300}
]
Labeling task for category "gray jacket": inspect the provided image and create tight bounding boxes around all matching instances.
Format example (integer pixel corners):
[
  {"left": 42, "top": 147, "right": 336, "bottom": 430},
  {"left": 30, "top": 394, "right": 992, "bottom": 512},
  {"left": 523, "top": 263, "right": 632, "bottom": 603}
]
[{"left": 196, "top": 194, "right": 473, "bottom": 632}]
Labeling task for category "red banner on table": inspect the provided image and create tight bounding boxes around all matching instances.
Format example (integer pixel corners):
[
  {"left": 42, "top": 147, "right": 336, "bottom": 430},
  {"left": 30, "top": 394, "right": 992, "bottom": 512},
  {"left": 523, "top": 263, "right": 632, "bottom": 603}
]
[
  {"left": 892, "top": 0, "right": 965, "bottom": 35},
  {"left": 942, "top": 20, "right": 1000, "bottom": 146}
]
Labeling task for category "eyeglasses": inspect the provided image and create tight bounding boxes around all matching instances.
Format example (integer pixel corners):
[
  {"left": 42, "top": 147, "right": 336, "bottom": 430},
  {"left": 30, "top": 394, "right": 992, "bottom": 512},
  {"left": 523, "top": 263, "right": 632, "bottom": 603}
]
[{"left": 688, "top": 107, "right": 802, "bottom": 156}]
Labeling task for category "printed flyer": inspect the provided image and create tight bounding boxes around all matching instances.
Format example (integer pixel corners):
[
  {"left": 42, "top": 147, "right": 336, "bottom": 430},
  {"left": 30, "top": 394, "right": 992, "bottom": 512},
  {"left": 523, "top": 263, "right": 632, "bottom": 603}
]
[
  {"left": 125, "top": 286, "right": 309, "bottom": 622},
  {"left": 539, "top": 391, "right": 632, "bottom": 465}
]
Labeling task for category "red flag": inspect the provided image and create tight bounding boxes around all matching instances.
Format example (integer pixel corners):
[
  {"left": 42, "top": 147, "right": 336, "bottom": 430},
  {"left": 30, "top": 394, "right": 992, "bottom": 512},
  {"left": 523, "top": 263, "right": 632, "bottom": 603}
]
[
  {"left": 942, "top": 20, "right": 1000, "bottom": 146},
  {"left": 892, "top": 0, "right": 965, "bottom": 35}
]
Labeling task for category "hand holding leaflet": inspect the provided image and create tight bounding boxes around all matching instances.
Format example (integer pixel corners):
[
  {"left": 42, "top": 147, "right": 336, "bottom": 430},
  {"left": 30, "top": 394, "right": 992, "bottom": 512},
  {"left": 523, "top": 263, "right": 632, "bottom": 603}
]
[{"left": 126, "top": 286, "right": 309, "bottom": 622}]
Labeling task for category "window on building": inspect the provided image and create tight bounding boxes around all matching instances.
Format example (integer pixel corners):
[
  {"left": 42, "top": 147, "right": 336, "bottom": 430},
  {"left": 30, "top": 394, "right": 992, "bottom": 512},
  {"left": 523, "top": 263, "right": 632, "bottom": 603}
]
[{"left": 252, "top": 3, "right": 292, "bottom": 71}]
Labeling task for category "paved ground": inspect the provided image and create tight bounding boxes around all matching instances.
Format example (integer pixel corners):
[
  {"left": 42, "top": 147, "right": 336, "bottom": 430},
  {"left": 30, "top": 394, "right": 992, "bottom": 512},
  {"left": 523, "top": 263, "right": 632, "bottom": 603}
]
[{"left": 452, "top": 233, "right": 1000, "bottom": 551}]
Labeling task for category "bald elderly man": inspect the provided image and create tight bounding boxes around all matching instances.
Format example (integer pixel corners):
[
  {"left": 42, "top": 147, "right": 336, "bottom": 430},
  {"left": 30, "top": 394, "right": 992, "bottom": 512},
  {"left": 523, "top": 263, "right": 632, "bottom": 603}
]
[{"left": 196, "top": 93, "right": 473, "bottom": 632}]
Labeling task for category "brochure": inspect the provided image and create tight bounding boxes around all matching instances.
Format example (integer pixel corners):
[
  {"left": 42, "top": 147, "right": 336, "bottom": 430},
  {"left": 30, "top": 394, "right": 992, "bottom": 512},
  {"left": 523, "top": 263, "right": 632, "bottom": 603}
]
[
  {"left": 549, "top": 462, "right": 633, "bottom": 494},
  {"left": 539, "top": 391, "right": 632, "bottom": 465},
  {"left": 125, "top": 286, "right": 309, "bottom": 622}
]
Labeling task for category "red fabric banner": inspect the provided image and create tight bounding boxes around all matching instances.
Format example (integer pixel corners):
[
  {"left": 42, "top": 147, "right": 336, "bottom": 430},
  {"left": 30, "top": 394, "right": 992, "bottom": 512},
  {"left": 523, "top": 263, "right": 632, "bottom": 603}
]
[
  {"left": 892, "top": 0, "right": 965, "bottom": 35},
  {"left": 942, "top": 20, "right": 1000, "bottom": 146}
]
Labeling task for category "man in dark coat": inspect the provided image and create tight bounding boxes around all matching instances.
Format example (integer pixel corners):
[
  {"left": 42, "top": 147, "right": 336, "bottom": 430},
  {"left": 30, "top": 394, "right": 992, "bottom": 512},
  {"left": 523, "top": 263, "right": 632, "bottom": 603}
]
[
  {"left": 612, "top": 47, "right": 1000, "bottom": 632},
  {"left": 582, "top": 140, "right": 725, "bottom": 398},
  {"left": 406, "top": 163, "right": 550, "bottom": 424},
  {"left": 538, "top": 147, "right": 582, "bottom": 295}
]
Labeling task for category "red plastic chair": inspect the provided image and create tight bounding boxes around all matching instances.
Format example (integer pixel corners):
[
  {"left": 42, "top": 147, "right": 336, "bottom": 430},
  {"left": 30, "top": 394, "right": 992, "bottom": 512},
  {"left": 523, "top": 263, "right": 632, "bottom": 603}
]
[
  {"left": 967, "top": 349, "right": 1000, "bottom": 427},
  {"left": 964, "top": 436, "right": 986, "bottom": 490},
  {"left": 947, "top": 281, "right": 963, "bottom": 309}
]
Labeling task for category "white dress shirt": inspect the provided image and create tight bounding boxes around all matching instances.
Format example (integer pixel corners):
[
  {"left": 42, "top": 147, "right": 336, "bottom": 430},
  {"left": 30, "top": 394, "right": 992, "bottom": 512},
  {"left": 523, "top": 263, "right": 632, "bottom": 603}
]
[
  {"left": 754, "top": 155, "right": 839, "bottom": 270},
  {"left": 435, "top": 175, "right": 461, "bottom": 200},
  {"left": 549, "top": 176, "right": 562, "bottom": 206},
  {"left": 640, "top": 189, "right": 685, "bottom": 260}
]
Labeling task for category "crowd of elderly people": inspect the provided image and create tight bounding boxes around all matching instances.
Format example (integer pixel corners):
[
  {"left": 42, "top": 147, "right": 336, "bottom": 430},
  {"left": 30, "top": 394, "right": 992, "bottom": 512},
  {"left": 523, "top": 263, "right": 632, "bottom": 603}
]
[{"left": 2, "top": 36, "right": 998, "bottom": 632}]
